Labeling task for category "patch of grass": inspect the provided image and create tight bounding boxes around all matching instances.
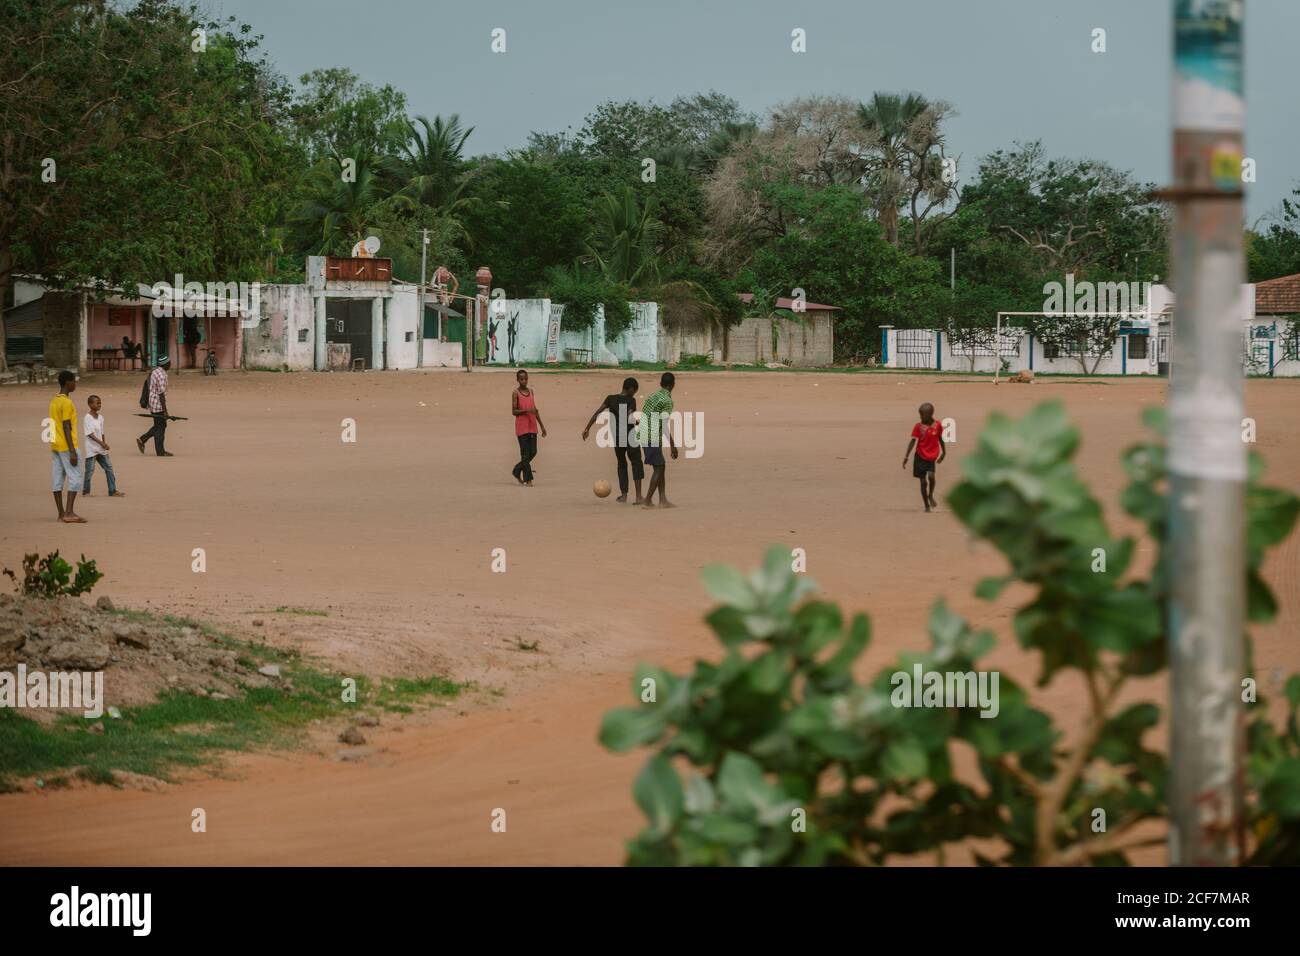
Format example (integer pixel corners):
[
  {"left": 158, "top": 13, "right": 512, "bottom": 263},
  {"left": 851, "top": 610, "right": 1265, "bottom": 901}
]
[
  {"left": 74, "top": 766, "right": 116, "bottom": 787},
  {"left": 273, "top": 606, "right": 328, "bottom": 617},
  {"left": 374, "top": 674, "right": 465, "bottom": 713},
  {"left": 0, "top": 618, "right": 461, "bottom": 792}
]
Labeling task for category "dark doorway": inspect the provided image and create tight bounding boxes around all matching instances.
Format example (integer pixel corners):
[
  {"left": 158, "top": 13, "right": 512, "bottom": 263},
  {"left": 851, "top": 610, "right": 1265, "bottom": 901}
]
[
  {"left": 325, "top": 299, "right": 374, "bottom": 368},
  {"left": 153, "top": 316, "right": 169, "bottom": 364}
]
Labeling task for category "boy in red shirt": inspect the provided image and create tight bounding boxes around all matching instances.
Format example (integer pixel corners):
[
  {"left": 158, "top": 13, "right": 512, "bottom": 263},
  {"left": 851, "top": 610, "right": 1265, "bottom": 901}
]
[{"left": 902, "top": 402, "right": 946, "bottom": 512}]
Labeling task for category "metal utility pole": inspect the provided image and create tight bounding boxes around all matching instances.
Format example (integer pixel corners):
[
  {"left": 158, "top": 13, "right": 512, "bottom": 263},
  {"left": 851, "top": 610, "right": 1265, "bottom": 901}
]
[
  {"left": 950, "top": 247, "right": 955, "bottom": 291},
  {"left": 417, "top": 229, "right": 429, "bottom": 369},
  {"left": 1162, "top": 0, "right": 1247, "bottom": 866}
]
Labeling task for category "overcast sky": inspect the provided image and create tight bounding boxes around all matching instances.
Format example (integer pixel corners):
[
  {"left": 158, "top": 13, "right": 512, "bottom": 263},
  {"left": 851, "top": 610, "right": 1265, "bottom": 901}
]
[{"left": 206, "top": 0, "right": 1298, "bottom": 223}]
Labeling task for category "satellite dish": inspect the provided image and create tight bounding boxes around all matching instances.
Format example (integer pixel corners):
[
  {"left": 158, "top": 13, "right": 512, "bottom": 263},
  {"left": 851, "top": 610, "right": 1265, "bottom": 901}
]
[
  {"left": 350, "top": 236, "right": 381, "bottom": 258},
  {"left": 365, "top": 236, "right": 381, "bottom": 255}
]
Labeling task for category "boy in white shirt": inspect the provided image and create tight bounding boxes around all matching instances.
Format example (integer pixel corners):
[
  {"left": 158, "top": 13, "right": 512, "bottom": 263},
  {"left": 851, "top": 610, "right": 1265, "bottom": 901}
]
[{"left": 82, "top": 394, "right": 126, "bottom": 497}]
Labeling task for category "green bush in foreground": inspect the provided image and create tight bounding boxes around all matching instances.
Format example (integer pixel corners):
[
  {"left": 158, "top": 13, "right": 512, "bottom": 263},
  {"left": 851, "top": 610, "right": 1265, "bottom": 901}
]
[
  {"left": 600, "top": 402, "right": 1300, "bottom": 865},
  {"left": 2, "top": 551, "right": 103, "bottom": 598}
]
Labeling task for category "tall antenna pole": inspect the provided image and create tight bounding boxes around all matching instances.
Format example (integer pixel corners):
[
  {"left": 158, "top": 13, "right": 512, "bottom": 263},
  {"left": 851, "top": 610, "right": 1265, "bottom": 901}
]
[
  {"left": 417, "top": 229, "right": 429, "bottom": 369},
  {"left": 1163, "top": 0, "right": 1247, "bottom": 866}
]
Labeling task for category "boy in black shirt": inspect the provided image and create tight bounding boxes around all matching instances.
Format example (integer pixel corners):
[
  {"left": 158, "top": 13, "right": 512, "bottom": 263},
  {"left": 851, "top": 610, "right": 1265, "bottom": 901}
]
[{"left": 582, "top": 377, "right": 644, "bottom": 503}]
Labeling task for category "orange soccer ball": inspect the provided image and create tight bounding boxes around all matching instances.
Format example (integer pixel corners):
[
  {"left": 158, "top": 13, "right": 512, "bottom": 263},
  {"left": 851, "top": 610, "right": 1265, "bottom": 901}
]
[{"left": 593, "top": 479, "right": 612, "bottom": 498}]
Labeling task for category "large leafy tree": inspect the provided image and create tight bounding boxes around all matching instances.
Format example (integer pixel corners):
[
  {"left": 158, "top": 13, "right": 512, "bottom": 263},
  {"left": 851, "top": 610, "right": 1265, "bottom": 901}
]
[
  {"left": 961, "top": 141, "right": 1167, "bottom": 281},
  {"left": 460, "top": 155, "right": 588, "bottom": 296},
  {"left": 1247, "top": 184, "right": 1300, "bottom": 283},
  {"left": 703, "top": 97, "right": 871, "bottom": 270},
  {"left": 743, "top": 185, "right": 948, "bottom": 358},
  {"left": 1, "top": 0, "right": 296, "bottom": 370},
  {"left": 289, "top": 67, "right": 408, "bottom": 163}
]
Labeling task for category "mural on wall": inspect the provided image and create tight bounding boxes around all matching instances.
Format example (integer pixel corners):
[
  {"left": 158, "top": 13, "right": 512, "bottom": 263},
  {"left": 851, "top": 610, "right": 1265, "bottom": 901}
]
[
  {"left": 507, "top": 311, "right": 519, "bottom": 365},
  {"left": 487, "top": 314, "right": 500, "bottom": 362}
]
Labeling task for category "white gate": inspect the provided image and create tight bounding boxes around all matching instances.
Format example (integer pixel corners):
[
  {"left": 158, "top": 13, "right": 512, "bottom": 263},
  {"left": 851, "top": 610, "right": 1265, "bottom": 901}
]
[{"left": 896, "top": 329, "right": 936, "bottom": 369}]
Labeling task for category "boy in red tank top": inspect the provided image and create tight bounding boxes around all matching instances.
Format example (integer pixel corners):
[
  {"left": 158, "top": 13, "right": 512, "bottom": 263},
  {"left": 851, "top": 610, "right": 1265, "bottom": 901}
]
[{"left": 902, "top": 402, "right": 946, "bottom": 513}]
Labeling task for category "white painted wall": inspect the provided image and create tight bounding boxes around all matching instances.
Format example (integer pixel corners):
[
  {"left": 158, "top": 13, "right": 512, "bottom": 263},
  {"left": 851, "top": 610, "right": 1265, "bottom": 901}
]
[
  {"left": 886, "top": 327, "right": 1156, "bottom": 375},
  {"left": 384, "top": 286, "right": 421, "bottom": 369},
  {"left": 1247, "top": 317, "right": 1300, "bottom": 376},
  {"left": 422, "top": 340, "right": 463, "bottom": 367},
  {"left": 488, "top": 300, "right": 660, "bottom": 365}
]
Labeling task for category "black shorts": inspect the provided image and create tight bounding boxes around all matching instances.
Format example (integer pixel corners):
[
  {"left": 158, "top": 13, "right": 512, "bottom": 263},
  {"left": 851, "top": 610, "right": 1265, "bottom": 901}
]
[
  {"left": 913, "top": 456, "right": 937, "bottom": 478},
  {"left": 644, "top": 445, "right": 665, "bottom": 467}
]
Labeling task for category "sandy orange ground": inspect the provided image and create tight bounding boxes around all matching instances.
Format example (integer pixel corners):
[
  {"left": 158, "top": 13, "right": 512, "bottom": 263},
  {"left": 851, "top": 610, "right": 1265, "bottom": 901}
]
[{"left": 1, "top": 367, "right": 1297, "bottom": 865}]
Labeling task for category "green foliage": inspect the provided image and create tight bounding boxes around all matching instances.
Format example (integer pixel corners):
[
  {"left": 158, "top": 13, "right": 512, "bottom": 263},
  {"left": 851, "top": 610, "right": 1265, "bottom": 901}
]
[
  {"left": 462, "top": 156, "right": 588, "bottom": 295},
  {"left": 4, "top": 551, "right": 104, "bottom": 599},
  {"left": 289, "top": 67, "right": 410, "bottom": 163},
  {"left": 586, "top": 186, "right": 666, "bottom": 286},
  {"left": 543, "top": 263, "right": 632, "bottom": 340},
  {"left": 3, "top": 0, "right": 298, "bottom": 306},
  {"left": 960, "top": 141, "right": 1168, "bottom": 279},
  {"left": 1246, "top": 184, "right": 1300, "bottom": 283},
  {"left": 602, "top": 402, "right": 1300, "bottom": 865},
  {"left": 744, "top": 185, "right": 947, "bottom": 358}
]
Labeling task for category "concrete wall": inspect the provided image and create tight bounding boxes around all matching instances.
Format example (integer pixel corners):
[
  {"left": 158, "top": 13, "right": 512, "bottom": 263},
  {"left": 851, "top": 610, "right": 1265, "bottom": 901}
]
[
  {"left": 606, "top": 302, "right": 660, "bottom": 363},
  {"left": 772, "top": 312, "right": 834, "bottom": 366},
  {"left": 659, "top": 323, "right": 714, "bottom": 365},
  {"left": 487, "top": 300, "right": 661, "bottom": 366},
  {"left": 42, "top": 291, "right": 84, "bottom": 370},
  {"left": 244, "top": 283, "right": 314, "bottom": 370},
  {"left": 422, "top": 340, "right": 463, "bottom": 367},
  {"left": 488, "top": 299, "right": 551, "bottom": 365},
  {"left": 724, "top": 317, "right": 769, "bottom": 365}
]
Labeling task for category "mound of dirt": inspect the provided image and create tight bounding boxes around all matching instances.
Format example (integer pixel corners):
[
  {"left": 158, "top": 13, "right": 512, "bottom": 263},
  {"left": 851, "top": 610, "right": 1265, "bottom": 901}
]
[{"left": 0, "top": 592, "right": 282, "bottom": 719}]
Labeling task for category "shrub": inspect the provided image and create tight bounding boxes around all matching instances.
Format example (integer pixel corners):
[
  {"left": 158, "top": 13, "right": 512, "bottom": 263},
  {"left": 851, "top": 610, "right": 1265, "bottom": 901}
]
[
  {"left": 600, "top": 402, "right": 1300, "bottom": 865},
  {"left": 3, "top": 551, "right": 104, "bottom": 598}
]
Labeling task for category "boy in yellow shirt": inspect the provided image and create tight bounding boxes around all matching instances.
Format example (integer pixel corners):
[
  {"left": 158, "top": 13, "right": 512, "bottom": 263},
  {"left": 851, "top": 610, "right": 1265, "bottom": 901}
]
[{"left": 49, "top": 369, "right": 87, "bottom": 523}]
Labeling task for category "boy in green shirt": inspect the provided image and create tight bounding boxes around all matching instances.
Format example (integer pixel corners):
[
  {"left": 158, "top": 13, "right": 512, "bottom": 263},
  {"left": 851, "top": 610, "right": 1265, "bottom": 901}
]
[{"left": 639, "top": 372, "right": 678, "bottom": 509}]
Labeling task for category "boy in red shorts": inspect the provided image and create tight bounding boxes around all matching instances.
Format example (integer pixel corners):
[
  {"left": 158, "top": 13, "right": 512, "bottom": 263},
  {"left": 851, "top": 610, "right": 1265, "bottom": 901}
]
[{"left": 902, "top": 402, "right": 945, "bottom": 512}]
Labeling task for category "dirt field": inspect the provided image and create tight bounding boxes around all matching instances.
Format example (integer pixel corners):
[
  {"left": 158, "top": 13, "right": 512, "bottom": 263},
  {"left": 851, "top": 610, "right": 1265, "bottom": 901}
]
[{"left": 2, "top": 367, "right": 1298, "bottom": 865}]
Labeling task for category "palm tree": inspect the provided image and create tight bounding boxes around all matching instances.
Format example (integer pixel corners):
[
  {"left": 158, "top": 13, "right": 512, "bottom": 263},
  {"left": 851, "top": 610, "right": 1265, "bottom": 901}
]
[
  {"left": 586, "top": 186, "right": 666, "bottom": 287},
  {"left": 397, "top": 114, "right": 475, "bottom": 210},
  {"left": 650, "top": 120, "right": 757, "bottom": 178},
  {"left": 288, "top": 151, "right": 412, "bottom": 255},
  {"left": 857, "top": 92, "right": 932, "bottom": 245}
]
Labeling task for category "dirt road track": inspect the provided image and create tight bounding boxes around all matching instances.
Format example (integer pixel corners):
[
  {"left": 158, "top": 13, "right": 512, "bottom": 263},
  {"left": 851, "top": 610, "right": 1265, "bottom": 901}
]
[{"left": 2, "top": 369, "right": 1297, "bottom": 864}]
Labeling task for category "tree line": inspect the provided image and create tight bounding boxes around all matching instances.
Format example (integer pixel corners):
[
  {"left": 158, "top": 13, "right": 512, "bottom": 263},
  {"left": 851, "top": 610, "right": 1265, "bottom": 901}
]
[{"left": 5, "top": 1, "right": 1299, "bottom": 370}]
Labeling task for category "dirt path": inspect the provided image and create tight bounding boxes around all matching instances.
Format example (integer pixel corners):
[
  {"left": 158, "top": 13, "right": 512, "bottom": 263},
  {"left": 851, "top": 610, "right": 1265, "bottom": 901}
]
[{"left": 2, "top": 369, "right": 1297, "bottom": 864}]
